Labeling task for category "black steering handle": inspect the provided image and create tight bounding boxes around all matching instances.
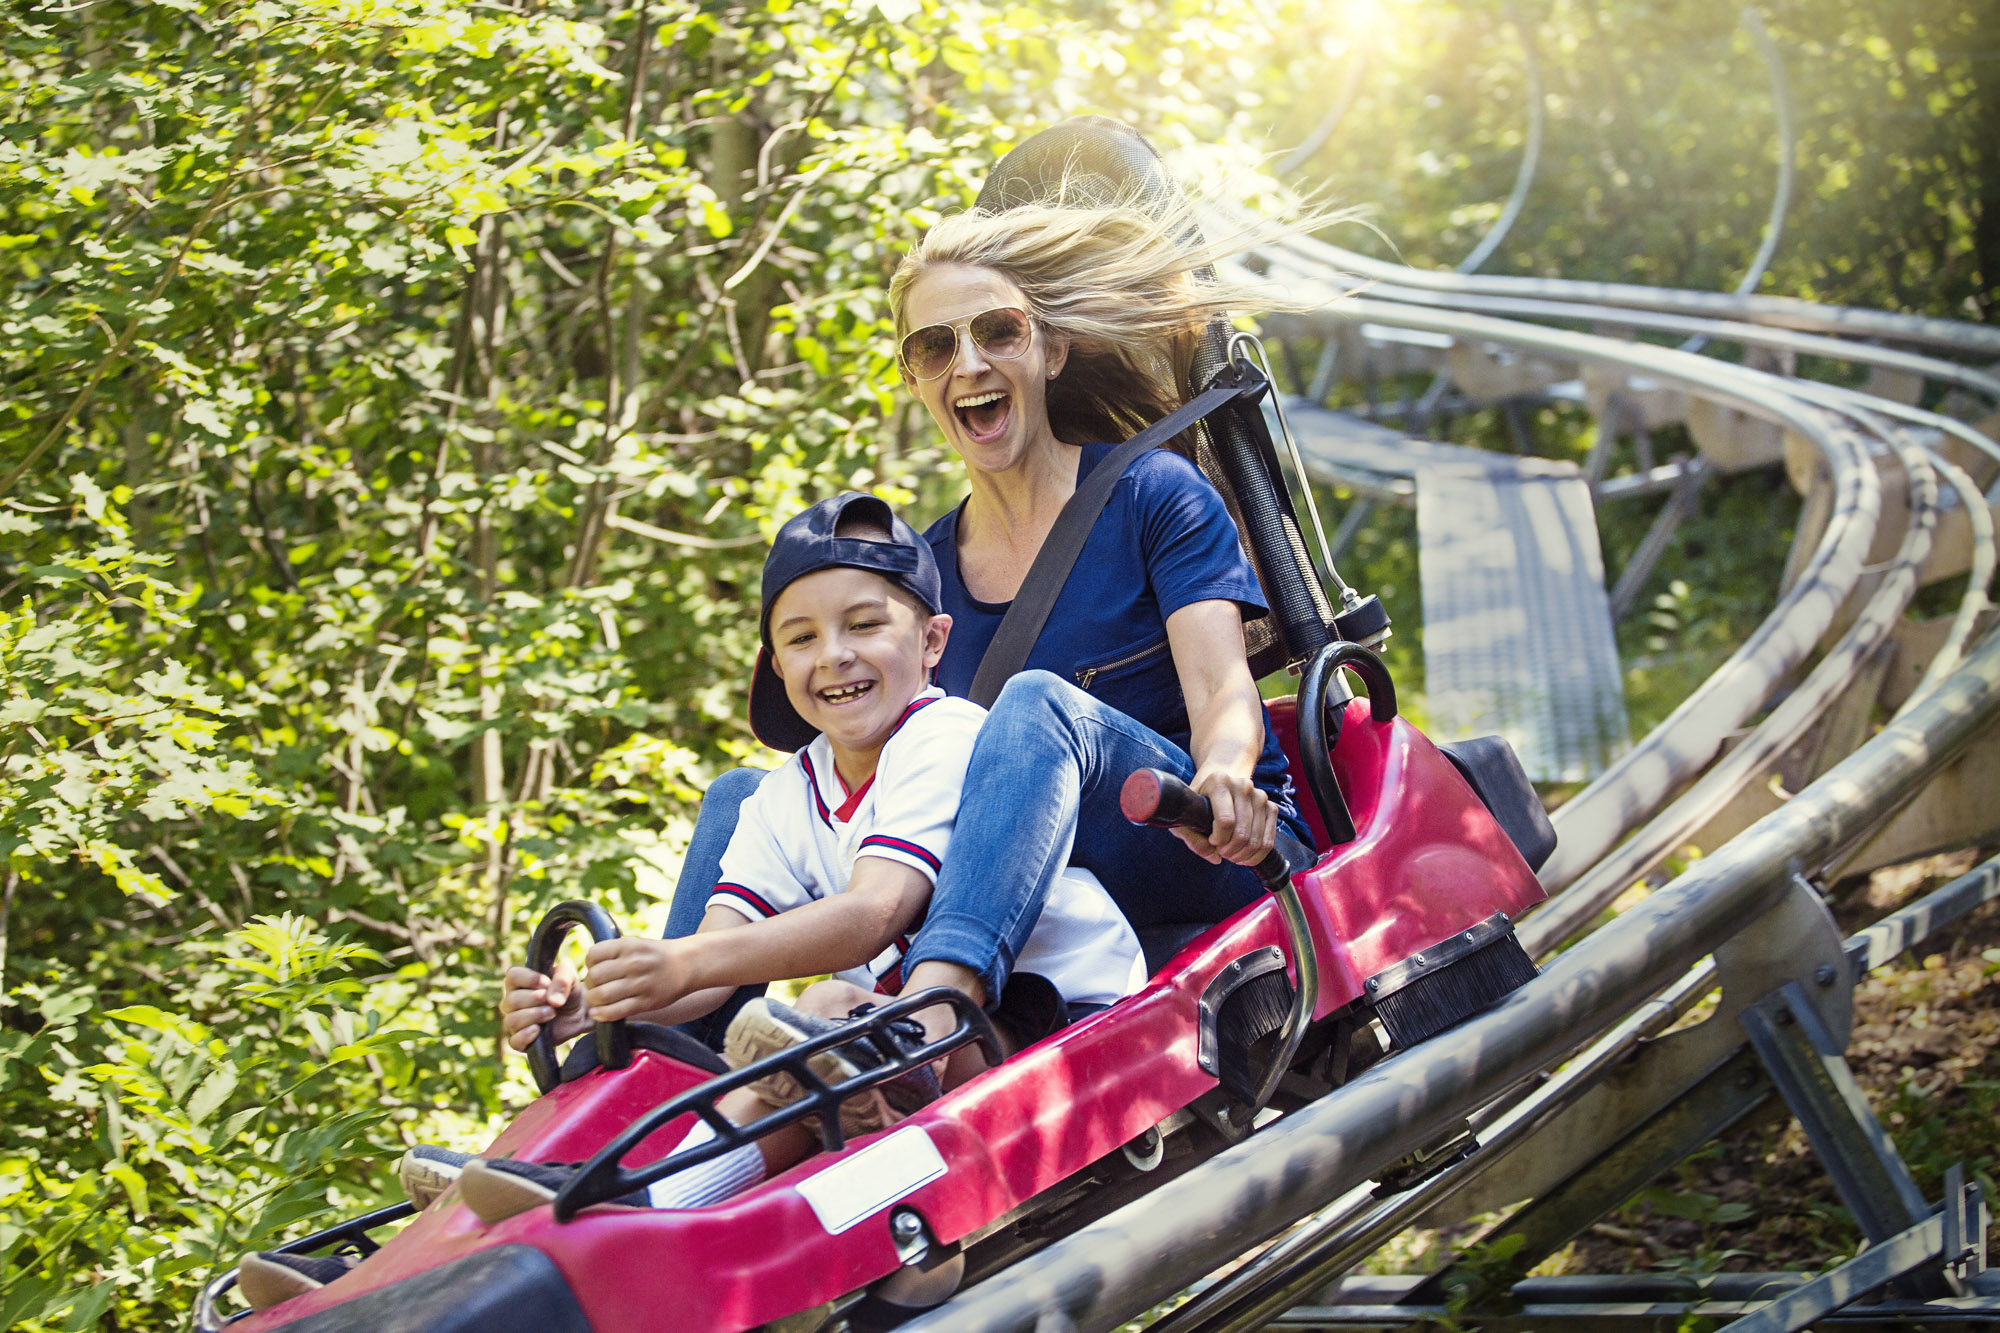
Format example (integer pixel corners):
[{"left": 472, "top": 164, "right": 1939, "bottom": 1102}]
[
  {"left": 524, "top": 900, "right": 630, "bottom": 1095},
  {"left": 1119, "top": 769, "right": 1313, "bottom": 891},
  {"left": 1297, "top": 641, "right": 1397, "bottom": 847}
]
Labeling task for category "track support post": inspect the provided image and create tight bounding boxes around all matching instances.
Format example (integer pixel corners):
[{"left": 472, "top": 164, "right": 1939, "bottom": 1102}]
[
  {"left": 1736, "top": 979, "right": 1952, "bottom": 1302},
  {"left": 1713, "top": 1166, "right": 1985, "bottom": 1333}
]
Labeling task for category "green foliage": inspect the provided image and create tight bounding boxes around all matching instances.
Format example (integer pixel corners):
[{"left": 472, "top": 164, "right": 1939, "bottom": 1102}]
[
  {"left": 1606, "top": 468, "right": 1803, "bottom": 737},
  {"left": 0, "top": 0, "right": 1989, "bottom": 1323},
  {"left": 0, "top": 0, "right": 1325, "bottom": 1322},
  {"left": 1630, "top": 1183, "right": 1753, "bottom": 1229},
  {"left": 1, "top": 477, "right": 283, "bottom": 900},
  {"left": 0, "top": 915, "right": 429, "bottom": 1328},
  {"left": 1427, "top": 1228, "right": 1530, "bottom": 1326},
  {"left": 1274, "top": 0, "right": 1995, "bottom": 316}
]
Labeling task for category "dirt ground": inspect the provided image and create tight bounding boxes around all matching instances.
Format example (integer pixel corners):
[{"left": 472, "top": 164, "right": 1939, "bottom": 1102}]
[{"left": 1547, "top": 848, "right": 2000, "bottom": 1276}]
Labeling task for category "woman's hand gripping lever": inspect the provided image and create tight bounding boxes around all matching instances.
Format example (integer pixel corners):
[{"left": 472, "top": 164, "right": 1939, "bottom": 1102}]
[
  {"left": 1119, "top": 769, "right": 1312, "bottom": 890},
  {"left": 1122, "top": 766, "right": 1320, "bottom": 1114}
]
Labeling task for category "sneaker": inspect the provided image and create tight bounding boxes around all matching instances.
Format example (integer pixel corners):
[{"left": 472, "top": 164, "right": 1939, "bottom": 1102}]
[
  {"left": 457, "top": 1158, "right": 649, "bottom": 1224},
  {"left": 723, "top": 998, "right": 940, "bottom": 1138},
  {"left": 397, "top": 1144, "right": 475, "bottom": 1210},
  {"left": 237, "top": 1251, "right": 359, "bottom": 1311}
]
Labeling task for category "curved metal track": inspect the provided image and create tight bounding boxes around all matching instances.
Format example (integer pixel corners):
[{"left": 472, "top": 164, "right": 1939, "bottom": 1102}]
[
  {"left": 1451, "top": 8, "right": 1543, "bottom": 278},
  {"left": 907, "top": 115, "right": 2000, "bottom": 1333},
  {"left": 908, "top": 633, "right": 2000, "bottom": 1333},
  {"left": 1678, "top": 6, "right": 1796, "bottom": 353}
]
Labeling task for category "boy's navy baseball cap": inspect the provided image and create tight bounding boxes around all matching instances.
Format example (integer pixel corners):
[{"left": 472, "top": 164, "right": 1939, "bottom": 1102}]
[{"left": 749, "top": 492, "right": 944, "bottom": 751}]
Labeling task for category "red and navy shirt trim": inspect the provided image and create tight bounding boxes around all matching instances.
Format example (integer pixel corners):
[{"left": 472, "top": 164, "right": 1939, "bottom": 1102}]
[
  {"left": 798, "top": 752, "right": 836, "bottom": 830},
  {"left": 857, "top": 834, "right": 941, "bottom": 873},
  {"left": 888, "top": 694, "right": 940, "bottom": 739},
  {"left": 712, "top": 882, "right": 780, "bottom": 919},
  {"left": 798, "top": 694, "right": 939, "bottom": 829}
]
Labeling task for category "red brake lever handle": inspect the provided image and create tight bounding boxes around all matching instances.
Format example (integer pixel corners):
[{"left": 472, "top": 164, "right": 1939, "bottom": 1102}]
[{"left": 1119, "top": 768, "right": 1311, "bottom": 891}]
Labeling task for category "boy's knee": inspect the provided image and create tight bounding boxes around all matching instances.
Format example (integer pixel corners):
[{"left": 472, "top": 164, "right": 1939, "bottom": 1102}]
[{"left": 795, "top": 979, "right": 876, "bottom": 1019}]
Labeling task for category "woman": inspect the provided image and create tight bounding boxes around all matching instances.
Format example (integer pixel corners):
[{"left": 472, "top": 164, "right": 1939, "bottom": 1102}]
[{"left": 668, "top": 193, "right": 1313, "bottom": 1053}]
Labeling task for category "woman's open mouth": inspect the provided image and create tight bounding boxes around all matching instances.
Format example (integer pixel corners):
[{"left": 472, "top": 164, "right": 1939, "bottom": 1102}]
[
  {"left": 818, "top": 680, "right": 875, "bottom": 707},
  {"left": 954, "top": 390, "right": 1012, "bottom": 443}
]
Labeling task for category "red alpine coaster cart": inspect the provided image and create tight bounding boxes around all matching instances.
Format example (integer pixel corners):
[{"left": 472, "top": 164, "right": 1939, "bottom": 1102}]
[{"left": 198, "top": 118, "right": 1557, "bottom": 1333}]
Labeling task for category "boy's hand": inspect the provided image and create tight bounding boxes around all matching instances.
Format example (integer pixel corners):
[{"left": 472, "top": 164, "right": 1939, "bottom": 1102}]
[
  {"left": 582, "top": 936, "right": 699, "bottom": 1023},
  {"left": 500, "top": 960, "right": 587, "bottom": 1052}
]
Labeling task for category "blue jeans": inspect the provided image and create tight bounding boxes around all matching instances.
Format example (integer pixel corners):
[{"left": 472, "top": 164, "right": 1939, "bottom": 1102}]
[
  {"left": 664, "top": 673, "right": 1303, "bottom": 1031},
  {"left": 665, "top": 765, "right": 767, "bottom": 1049},
  {"left": 901, "top": 671, "right": 1304, "bottom": 1002}
]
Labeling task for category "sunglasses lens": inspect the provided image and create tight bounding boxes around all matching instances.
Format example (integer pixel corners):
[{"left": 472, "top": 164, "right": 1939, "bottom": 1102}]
[
  {"left": 900, "top": 308, "right": 1033, "bottom": 379},
  {"left": 901, "top": 324, "right": 957, "bottom": 379},
  {"left": 971, "top": 308, "right": 1031, "bottom": 359}
]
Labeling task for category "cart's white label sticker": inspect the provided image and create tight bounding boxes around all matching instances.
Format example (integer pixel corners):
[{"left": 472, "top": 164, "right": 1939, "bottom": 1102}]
[{"left": 795, "top": 1125, "right": 946, "bottom": 1235}]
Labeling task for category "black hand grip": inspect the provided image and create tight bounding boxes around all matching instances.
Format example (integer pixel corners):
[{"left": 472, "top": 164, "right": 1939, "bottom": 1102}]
[
  {"left": 524, "top": 900, "right": 630, "bottom": 1095},
  {"left": 1298, "top": 641, "right": 1397, "bottom": 847},
  {"left": 1119, "top": 769, "right": 1312, "bottom": 891}
]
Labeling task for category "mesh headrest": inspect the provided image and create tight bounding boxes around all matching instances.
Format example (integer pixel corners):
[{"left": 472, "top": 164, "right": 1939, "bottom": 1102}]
[
  {"left": 972, "top": 118, "right": 1337, "bottom": 676},
  {"left": 976, "top": 115, "right": 1187, "bottom": 225}
]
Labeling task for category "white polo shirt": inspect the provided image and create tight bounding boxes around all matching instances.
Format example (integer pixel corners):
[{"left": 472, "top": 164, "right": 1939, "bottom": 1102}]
[{"left": 707, "top": 688, "right": 1146, "bottom": 1009}]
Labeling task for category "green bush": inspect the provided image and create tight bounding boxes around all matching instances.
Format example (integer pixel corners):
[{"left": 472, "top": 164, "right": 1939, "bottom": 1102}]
[{"left": 0, "top": 915, "right": 430, "bottom": 1328}]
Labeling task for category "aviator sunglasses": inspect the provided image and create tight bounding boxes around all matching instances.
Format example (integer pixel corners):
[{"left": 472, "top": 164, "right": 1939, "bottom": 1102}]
[{"left": 898, "top": 306, "right": 1034, "bottom": 381}]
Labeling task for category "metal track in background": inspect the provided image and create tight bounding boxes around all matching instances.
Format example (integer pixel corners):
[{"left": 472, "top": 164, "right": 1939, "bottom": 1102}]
[
  {"left": 1232, "top": 250, "right": 1995, "bottom": 900},
  {"left": 1270, "top": 226, "right": 2000, "bottom": 357},
  {"left": 907, "top": 628, "right": 2000, "bottom": 1333},
  {"left": 906, "top": 206, "right": 2000, "bottom": 1333},
  {"left": 1260, "top": 292, "right": 1888, "bottom": 895}
]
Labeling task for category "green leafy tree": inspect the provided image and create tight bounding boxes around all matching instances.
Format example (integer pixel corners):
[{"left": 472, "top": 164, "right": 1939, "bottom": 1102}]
[{"left": 1, "top": 0, "right": 1990, "bottom": 1323}]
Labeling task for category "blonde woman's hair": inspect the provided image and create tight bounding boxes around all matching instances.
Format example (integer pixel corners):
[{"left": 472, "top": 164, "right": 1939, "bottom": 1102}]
[{"left": 889, "top": 188, "right": 1315, "bottom": 453}]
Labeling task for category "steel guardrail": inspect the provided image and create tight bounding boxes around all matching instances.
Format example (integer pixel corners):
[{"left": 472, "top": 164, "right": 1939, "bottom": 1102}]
[
  {"left": 904, "top": 622, "right": 2000, "bottom": 1333},
  {"left": 907, "top": 215, "right": 2000, "bottom": 1331}
]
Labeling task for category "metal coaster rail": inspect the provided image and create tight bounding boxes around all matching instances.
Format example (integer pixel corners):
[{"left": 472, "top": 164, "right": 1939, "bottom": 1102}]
[
  {"left": 1271, "top": 228, "right": 2000, "bottom": 357},
  {"left": 1232, "top": 242, "right": 1997, "bottom": 899},
  {"left": 1258, "top": 290, "right": 1888, "bottom": 893},
  {"left": 903, "top": 223, "right": 2000, "bottom": 1331},
  {"left": 906, "top": 625, "right": 2000, "bottom": 1333}
]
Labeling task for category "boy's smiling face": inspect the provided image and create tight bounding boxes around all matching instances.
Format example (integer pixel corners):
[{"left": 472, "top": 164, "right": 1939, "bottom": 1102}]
[{"left": 768, "top": 565, "right": 950, "bottom": 775}]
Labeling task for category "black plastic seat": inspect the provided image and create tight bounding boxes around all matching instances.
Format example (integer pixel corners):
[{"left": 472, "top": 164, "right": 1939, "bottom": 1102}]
[{"left": 1438, "top": 736, "right": 1558, "bottom": 872}]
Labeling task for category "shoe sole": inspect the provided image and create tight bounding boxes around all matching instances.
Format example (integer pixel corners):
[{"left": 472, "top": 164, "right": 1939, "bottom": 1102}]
[
  {"left": 237, "top": 1254, "right": 343, "bottom": 1311},
  {"left": 458, "top": 1159, "right": 561, "bottom": 1224},
  {"left": 397, "top": 1150, "right": 466, "bottom": 1211},
  {"left": 724, "top": 1002, "right": 898, "bottom": 1139},
  {"left": 724, "top": 1002, "right": 854, "bottom": 1106}
]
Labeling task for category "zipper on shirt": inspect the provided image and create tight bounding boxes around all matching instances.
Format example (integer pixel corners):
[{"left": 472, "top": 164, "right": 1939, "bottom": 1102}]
[{"left": 1075, "top": 636, "right": 1171, "bottom": 690}]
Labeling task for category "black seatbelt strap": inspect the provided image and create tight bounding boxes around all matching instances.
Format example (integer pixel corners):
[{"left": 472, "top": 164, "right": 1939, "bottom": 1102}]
[{"left": 966, "top": 378, "right": 1263, "bottom": 708}]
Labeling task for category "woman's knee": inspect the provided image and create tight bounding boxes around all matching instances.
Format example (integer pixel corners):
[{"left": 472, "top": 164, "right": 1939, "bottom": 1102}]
[
  {"left": 993, "top": 669, "right": 1072, "bottom": 711},
  {"left": 705, "top": 765, "right": 766, "bottom": 809},
  {"left": 985, "top": 670, "right": 1087, "bottom": 744}
]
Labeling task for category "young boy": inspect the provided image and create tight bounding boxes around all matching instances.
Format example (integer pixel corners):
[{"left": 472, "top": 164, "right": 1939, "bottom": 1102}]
[
  {"left": 237, "top": 492, "right": 1141, "bottom": 1309},
  {"left": 466, "top": 492, "right": 1143, "bottom": 1221}
]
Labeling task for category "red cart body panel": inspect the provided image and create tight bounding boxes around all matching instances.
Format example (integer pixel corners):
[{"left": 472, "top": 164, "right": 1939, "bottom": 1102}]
[{"left": 235, "top": 699, "right": 1544, "bottom": 1332}]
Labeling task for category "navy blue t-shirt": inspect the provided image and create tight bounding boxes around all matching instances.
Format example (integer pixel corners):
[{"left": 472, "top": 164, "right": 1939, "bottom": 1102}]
[{"left": 925, "top": 442, "right": 1304, "bottom": 833}]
